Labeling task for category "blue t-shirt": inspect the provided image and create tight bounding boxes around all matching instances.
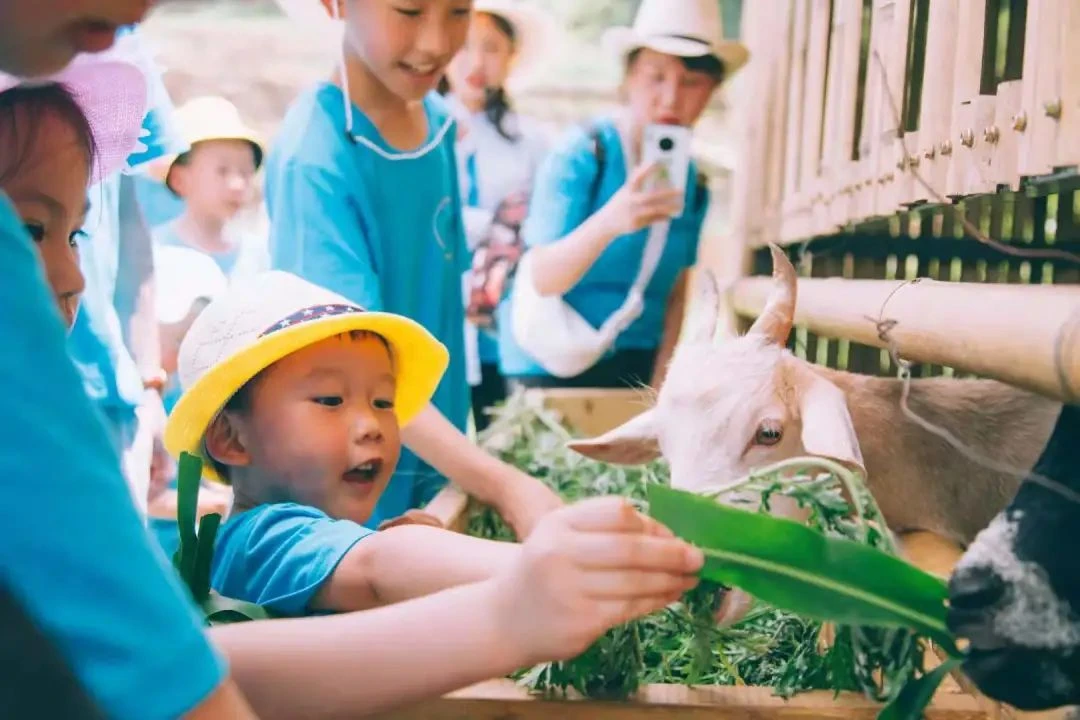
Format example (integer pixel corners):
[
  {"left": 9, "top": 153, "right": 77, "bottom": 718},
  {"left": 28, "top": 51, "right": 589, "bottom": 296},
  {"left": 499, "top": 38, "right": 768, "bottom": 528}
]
[
  {"left": 0, "top": 193, "right": 226, "bottom": 719},
  {"left": 497, "top": 117, "right": 709, "bottom": 377},
  {"left": 264, "top": 83, "right": 469, "bottom": 525},
  {"left": 212, "top": 503, "right": 375, "bottom": 615}
]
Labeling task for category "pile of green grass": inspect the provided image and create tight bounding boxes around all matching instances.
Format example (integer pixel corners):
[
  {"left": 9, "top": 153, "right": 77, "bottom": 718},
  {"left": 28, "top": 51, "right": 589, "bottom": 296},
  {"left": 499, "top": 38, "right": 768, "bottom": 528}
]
[{"left": 465, "top": 391, "right": 924, "bottom": 702}]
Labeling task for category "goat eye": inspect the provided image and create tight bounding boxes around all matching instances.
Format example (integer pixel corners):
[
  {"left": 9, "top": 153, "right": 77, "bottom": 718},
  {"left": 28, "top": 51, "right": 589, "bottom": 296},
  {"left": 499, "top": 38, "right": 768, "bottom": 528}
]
[{"left": 754, "top": 422, "right": 783, "bottom": 446}]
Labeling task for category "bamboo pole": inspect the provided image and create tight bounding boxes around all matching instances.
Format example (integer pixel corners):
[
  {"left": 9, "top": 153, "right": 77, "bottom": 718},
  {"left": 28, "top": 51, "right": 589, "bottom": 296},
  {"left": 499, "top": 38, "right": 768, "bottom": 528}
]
[{"left": 731, "top": 276, "right": 1080, "bottom": 403}]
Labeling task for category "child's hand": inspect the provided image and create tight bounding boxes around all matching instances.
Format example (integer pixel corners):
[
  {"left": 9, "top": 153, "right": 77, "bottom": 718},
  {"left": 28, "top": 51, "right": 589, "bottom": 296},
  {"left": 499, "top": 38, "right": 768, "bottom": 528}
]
[
  {"left": 597, "top": 162, "right": 683, "bottom": 238},
  {"left": 492, "top": 496, "right": 703, "bottom": 666}
]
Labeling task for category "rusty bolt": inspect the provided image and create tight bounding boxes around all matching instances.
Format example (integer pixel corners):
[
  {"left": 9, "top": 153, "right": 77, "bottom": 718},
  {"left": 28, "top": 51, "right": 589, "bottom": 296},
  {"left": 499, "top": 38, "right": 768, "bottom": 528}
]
[
  {"left": 939, "top": 140, "right": 953, "bottom": 156},
  {"left": 983, "top": 125, "right": 1000, "bottom": 144},
  {"left": 907, "top": 154, "right": 921, "bottom": 169},
  {"left": 960, "top": 129, "right": 976, "bottom": 148},
  {"left": 924, "top": 146, "right": 936, "bottom": 160},
  {"left": 1044, "top": 99, "right": 1062, "bottom": 119},
  {"left": 884, "top": 172, "right": 895, "bottom": 182},
  {"left": 1012, "top": 111, "right": 1028, "bottom": 132},
  {"left": 896, "top": 156, "right": 907, "bottom": 171}
]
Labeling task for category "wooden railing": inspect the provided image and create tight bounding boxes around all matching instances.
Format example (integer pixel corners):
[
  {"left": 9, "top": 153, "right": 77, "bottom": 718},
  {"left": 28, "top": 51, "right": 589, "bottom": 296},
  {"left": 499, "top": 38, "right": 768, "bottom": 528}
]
[{"left": 714, "top": 0, "right": 1080, "bottom": 386}]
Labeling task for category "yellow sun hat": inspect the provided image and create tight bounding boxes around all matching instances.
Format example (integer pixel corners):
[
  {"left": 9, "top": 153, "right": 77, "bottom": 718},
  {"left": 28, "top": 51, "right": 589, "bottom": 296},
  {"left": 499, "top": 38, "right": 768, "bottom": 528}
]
[
  {"left": 146, "top": 95, "right": 264, "bottom": 192},
  {"left": 164, "top": 270, "right": 449, "bottom": 484}
]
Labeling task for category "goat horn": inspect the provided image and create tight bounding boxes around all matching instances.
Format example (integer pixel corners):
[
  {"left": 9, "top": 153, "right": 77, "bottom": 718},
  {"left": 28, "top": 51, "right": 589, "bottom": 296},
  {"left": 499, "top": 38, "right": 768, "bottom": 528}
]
[
  {"left": 684, "top": 266, "right": 721, "bottom": 345},
  {"left": 747, "top": 243, "right": 797, "bottom": 345}
]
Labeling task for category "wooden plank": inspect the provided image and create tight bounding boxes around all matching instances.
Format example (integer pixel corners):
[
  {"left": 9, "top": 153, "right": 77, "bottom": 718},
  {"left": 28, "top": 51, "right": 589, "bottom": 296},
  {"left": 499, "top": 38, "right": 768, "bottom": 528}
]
[
  {"left": 1017, "top": 0, "right": 1063, "bottom": 177},
  {"left": 914, "top": 0, "right": 959, "bottom": 203},
  {"left": 877, "top": 0, "right": 914, "bottom": 215},
  {"left": 762, "top": 0, "right": 797, "bottom": 244},
  {"left": 423, "top": 484, "right": 471, "bottom": 533},
  {"left": 731, "top": 275, "right": 1080, "bottom": 402},
  {"left": 732, "top": 1, "right": 770, "bottom": 247},
  {"left": 801, "top": 0, "right": 837, "bottom": 240},
  {"left": 946, "top": 0, "right": 995, "bottom": 198},
  {"left": 376, "top": 678, "right": 986, "bottom": 720},
  {"left": 524, "top": 388, "right": 651, "bottom": 438},
  {"left": 823, "top": 0, "right": 866, "bottom": 230},
  {"left": 988, "top": 80, "right": 1024, "bottom": 190},
  {"left": 1055, "top": 0, "right": 1080, "bottom": 170}
]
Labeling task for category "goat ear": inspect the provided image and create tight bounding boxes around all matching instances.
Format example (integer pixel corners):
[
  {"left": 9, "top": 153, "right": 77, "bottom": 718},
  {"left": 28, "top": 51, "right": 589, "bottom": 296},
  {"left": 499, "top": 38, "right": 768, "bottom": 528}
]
[
  {"left": 795, "top": 368, "right": 867, "bottom": 478},
  {"left": 566, "top": 409, "right": 661, "bottom": 465},
  {"left": 683, "top": 267, "right": 721, "bottom": 344}
]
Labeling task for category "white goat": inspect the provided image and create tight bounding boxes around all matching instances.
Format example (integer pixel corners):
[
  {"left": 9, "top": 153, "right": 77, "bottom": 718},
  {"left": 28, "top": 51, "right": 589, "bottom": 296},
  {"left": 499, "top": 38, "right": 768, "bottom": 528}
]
[{"left": 569, "top": 245, "right": 1062, "bottom": 623}]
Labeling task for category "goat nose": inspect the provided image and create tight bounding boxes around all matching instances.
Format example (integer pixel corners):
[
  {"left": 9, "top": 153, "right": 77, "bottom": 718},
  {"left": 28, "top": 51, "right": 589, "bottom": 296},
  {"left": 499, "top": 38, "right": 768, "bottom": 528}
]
[{"left": 949, "top": 565, "right": 1006, "bottom": 610}]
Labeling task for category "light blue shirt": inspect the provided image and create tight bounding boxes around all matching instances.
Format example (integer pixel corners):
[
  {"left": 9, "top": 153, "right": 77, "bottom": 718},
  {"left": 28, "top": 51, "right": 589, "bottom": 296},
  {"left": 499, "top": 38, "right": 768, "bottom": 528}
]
[
  {"left": 450, "top": 97, "right": 549, "bottom": 365},
  {"left": 67, "top": 174, "right": 149, "bottom": 450},
  {"left": 212, "top": 503, "right": 375, "bottom": 615},
  {"left": 0, "top": 193, "right": 226, "bottom": 719},
  {"left": 152, "top": 222, "right": 240, "bottom": 277},
  {"left": 265, "top": 83, "right": 469, "bottom": 525},
  {"left": 497, "top": 116, "right": 709, "bottom": 377}
]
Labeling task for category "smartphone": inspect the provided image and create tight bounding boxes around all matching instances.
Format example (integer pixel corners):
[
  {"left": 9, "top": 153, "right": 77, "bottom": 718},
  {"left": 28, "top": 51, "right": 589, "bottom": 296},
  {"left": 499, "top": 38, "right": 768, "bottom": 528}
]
[{"left": 641, "top": 123, "right": 692, "bottom": 217}]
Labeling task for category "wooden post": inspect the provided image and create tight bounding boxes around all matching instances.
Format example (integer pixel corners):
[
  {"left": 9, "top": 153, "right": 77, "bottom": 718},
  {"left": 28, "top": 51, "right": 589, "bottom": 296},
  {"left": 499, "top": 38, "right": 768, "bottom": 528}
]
[{"left": 731, "top": 275, "right": 1080, "bottom": 402}]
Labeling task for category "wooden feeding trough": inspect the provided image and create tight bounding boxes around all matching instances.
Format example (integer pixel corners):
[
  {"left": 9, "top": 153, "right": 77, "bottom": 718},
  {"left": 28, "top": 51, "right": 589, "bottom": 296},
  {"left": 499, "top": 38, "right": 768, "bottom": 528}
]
[{"left": 397, "top": 471, "right": 991, "bottom": 719}]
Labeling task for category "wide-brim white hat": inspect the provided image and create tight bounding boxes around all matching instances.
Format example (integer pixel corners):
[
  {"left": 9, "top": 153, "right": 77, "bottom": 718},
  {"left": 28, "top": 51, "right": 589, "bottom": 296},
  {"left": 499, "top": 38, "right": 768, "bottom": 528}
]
[
  {"left": 602, "top": 0, "right": 749, "bottom": 80},
  {"left": 473, "top": 0, "right": 560, "bottom": 86},
  {"left": 165, "top": 270, "right": 449, "bottom": 483}
]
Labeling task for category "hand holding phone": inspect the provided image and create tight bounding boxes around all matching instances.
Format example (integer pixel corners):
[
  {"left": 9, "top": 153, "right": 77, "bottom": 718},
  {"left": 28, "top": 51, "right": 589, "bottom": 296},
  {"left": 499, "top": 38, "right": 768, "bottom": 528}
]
[{"left": 641, "top": 123, "right": 692, "bottom": 217}]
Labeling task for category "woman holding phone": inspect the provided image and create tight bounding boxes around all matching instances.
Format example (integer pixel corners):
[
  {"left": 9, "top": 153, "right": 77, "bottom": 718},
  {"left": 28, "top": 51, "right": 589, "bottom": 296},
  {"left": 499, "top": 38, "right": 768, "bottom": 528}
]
[{"left": 498, "top": 0, "right": 747, "bottom": 391}]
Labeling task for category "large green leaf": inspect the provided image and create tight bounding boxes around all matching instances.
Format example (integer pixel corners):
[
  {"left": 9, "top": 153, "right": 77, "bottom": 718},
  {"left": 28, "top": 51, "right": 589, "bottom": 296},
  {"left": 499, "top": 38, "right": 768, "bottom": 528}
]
[
  {"left": 647, "top": 484, "right": 958, "bottom": 655},
  {"left": 191, "top": 512, "right": 222, "bottom": 601}
]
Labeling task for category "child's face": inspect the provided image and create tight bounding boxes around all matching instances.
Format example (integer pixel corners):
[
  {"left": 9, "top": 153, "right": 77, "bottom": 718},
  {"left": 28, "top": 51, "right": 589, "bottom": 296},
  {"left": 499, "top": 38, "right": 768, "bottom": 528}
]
[
  {"left": 171, "top": 139, "right": 257, "bottom": 224},
  {"left": 220, "top": 333, "right": 401, "bottom": 525},
  {"left": 624, "top": 49, "right": 719, "bottom": 129},
  {"left": 0, "top": 108, "right": 88, "bottom": 328},
  {"left": 339, "top": 0, "right": 473, "bottom": 102},
  {"left": 445, "top": 12, "right": 514, "bottom": 108}
]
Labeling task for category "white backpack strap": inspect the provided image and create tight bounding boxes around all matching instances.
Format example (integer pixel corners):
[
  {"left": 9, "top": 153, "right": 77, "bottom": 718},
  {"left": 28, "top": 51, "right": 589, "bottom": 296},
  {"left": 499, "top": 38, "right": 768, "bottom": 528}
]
[{"left": 597, "top": 118, "right": 672, "bottom": 340}]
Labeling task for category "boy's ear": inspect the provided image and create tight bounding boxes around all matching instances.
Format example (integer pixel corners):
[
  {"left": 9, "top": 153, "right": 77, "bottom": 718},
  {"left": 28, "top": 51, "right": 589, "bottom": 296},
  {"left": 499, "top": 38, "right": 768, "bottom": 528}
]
[{"left": 203, "top": 412, "right": 251, "bottom": 470}]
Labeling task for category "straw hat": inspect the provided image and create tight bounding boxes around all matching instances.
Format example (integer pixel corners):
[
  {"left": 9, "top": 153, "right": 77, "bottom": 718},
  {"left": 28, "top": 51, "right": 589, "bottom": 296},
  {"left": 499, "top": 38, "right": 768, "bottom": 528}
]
[
  {"left": 154, "top": 245, "right": 229, "bottom": 326},
  {"left": 602, "top": 0, "right": 749, "bottom": 79},
  {"left": 165, "top": 271, "right": 449, "bottom": 483},
  {"left": 0, "top": 54, "right": 147, "bottom": 183},
  {"left": 148, "top": 95, "right": 264, "bottom": 192},
  {"left": 473, "top": 0, "right": 559, "bottom": 86}
]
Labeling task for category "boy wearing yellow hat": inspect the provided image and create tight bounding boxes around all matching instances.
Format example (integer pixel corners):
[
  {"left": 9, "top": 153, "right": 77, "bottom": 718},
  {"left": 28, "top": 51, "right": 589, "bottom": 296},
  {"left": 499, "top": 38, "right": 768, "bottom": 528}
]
[
  {"left": 150, "top": 95, "right": 266, "bottom": 279},
  {"left": 167, "top": 271, "right": 535, "bottom": 614}
]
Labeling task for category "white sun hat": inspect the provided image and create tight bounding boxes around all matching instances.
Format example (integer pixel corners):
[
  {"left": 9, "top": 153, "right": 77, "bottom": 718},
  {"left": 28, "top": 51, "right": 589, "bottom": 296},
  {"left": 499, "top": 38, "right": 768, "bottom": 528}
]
[
  {"left": 165, "top": 270, "right": 449, "bottom": 483},
  {"left": 154, "top": 245, "right": 230, "bottom": 326},
  {"left": 602, "top": 0, "right": 749, "bottom": 79},
  {"left": 0, "top": 53, "right": 147, "bottom": 183}
]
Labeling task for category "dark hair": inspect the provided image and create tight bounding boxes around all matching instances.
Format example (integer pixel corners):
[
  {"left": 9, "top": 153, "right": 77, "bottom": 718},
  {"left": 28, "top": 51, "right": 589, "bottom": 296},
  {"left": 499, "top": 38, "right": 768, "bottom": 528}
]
[
  {"left": 0, "top": 84, "right": 97, "bottom": 186},
  {"left": 625, "top": 47, "right": 727, "bottom": 83},
  {"left": 208, "top": 330, "right": 395, "bottom": 482},
  {"left": 437, "top": 11, "right": 520, "bottom": 143}
]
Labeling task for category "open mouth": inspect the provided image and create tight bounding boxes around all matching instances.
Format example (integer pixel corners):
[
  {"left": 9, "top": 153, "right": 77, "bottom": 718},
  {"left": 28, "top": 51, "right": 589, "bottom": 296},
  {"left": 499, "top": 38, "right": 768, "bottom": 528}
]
[
  {"left": 343, "top": 459, "right": 384, "bottom": 484},
  {"left": 398, "top": 61, "right": 441, "bottom": 83}
]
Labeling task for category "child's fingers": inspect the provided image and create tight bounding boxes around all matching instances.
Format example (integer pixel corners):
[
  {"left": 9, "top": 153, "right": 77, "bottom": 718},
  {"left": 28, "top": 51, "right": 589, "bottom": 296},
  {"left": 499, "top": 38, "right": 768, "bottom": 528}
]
[
  {"left": 563, "top": 496, "right": 648, "bottom": 533},
  {"left": 643, "top": 516, "right": 675, "bottom": 538},
  {"left": 579, "top": 569, "right": 700, "bottom": 599},
  {"left": 572, "top": 532, "right": 705, "bottom": 573},
  {"left": 598, "top": 591, "right": 690, "bottom": 629}
]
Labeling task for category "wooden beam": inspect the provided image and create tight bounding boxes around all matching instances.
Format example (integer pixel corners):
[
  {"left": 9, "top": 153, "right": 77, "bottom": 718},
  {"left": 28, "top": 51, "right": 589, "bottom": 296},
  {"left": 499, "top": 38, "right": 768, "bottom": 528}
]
[
  {"left": 373, "top": 678, "right": 986, "bottom": 720},
  {"left": 731, "top": 276, "right": 1080, "bottom": 402}
]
